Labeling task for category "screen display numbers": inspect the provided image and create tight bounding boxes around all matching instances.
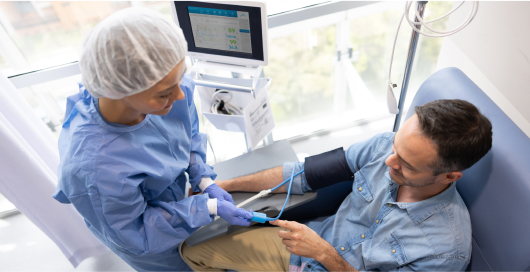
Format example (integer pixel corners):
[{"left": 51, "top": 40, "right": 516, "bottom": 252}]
[{"left": 188, "top": 6, "right": 252, "bottom": 53}]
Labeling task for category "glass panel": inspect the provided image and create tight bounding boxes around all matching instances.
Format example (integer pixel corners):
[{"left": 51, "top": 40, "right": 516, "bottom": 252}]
[
  {"left": 264, "top": 19, "right": 337, "bottom": 140},
  {"left": 349, "top": 1, "right": 453, "bottom": 122},
  {"left": 266, "top": 0, "right": 329, "bottom": 16},
  {"left": 17, "top": 74, "right": 82, "bottom": 138},
  {"left": 264, "top": 1, "right": 453, "bottom": 141},
  {"left": 0, "top": 1, "right": 333, "bottom": 77},
  {"left": 0, "top": 1, "right": 173, "bottom": 77}
]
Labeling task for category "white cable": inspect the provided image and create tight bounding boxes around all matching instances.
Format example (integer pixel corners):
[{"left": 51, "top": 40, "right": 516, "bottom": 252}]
[
  {"left": 409, "top": 1, "right": 465, "bottom": 25},
  {"left": 404, "top": 1, "right": 479, "bottom": 38},
  {"left": 386, "top": 1, "right": 479, "bottom": 114},
  {"left": 210, "top": 189, "right": 271, "bottom": 222},
  {"left": 236, "top": 189, "right": 271, "bottom": 208},
  {"left": 386, "top": 11, "right": 405, "bottom": 114},
  {"left": 210, "top": 89, "right": 242, "bottom": 115}
]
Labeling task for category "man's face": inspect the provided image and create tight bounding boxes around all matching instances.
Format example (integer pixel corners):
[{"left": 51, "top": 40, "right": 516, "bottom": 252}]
[{"left": 385, "top": 115, "right": 443, "bottom": 187}]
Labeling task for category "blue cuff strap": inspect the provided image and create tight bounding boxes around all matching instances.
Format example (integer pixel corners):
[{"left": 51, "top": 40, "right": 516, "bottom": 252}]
[{"left": 304, "top": 148, "right": 354, "bottom": 191}]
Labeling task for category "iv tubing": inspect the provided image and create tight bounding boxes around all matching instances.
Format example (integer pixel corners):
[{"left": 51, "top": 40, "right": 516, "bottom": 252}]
[{"left": 386, "top": 1, "right": 479, "bottom": 114}]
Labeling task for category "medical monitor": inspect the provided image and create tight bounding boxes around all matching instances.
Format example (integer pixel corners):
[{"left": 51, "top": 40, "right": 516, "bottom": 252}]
[{"left": 171, "top": 1, "right": 268, "bottom": 67}]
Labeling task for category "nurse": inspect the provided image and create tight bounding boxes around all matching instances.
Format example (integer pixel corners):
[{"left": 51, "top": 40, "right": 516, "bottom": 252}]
[{"left": 52, "top": 8, "right": 252, "bottom": 271}]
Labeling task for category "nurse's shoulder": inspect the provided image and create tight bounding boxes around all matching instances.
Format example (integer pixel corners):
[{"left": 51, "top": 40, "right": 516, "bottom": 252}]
[
  {"left": 61, "top": 84, "right": 101, "bottom": 132},
  {"left": 55, "top": 84, "right": 109, "bottom": 199},
  {"left": 180, "top": 73, "right": 196, "bottom": 108}
]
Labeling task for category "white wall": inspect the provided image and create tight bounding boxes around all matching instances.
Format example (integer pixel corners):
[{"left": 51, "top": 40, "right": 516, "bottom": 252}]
[{"left": 435, "top": 1, "right": 530, "bottom": 137}]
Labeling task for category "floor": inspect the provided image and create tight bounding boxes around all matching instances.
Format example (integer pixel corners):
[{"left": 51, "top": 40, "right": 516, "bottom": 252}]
[
  {"left": 0, "top": 212, "right": 134, "bottom": 271},
  {"left": 0, "top": 116, "right": 394, "bottom": 271}
]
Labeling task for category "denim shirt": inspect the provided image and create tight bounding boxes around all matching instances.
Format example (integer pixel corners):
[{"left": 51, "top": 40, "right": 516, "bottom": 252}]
[{"left": 284, "top": 132, "right": 471, "bottom": 271}]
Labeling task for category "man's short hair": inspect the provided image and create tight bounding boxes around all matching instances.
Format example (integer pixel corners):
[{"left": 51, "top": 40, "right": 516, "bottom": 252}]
[{"left": 415, "top": 99, "right": 492, "bottom": 176}]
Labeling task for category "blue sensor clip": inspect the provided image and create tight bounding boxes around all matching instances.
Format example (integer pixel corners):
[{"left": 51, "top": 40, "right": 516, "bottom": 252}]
[{"left": 251, "top": 212, "right": 268, "bottom": 223}]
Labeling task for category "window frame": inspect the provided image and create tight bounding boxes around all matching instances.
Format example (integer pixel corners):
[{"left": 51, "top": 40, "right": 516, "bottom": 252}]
[{"left": 7, "top": 1, "right": 374, "bottom": 88}]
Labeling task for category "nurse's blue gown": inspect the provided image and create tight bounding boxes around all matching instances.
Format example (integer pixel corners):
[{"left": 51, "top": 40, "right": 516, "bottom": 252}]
[{"left": 53, "top": 74, "right": 216, "bottom": 271}]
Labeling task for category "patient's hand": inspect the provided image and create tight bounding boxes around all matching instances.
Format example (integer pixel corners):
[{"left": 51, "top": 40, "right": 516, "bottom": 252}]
[
  {"left": 271, "top": 219, "right": 333, "bottom": 261},
  {"left": 271, "top": 219, "right": 358, "bottom": 271}
]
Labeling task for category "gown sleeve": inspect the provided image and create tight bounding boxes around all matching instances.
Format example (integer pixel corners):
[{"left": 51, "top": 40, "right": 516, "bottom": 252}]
[
  {"left": 94, "top": 166, "right": 214, "bottom": 256},
  {"left": 181, "top": 74, "right": 217, "bottom": 192}
]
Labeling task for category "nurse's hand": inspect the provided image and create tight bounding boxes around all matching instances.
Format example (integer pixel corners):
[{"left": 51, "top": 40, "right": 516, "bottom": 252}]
[
  {"left": 204, "top": 183, "right": 235, "bottom": 205},
  {"left": 217, "top": 199, "right": 253, "bottom": 226}
]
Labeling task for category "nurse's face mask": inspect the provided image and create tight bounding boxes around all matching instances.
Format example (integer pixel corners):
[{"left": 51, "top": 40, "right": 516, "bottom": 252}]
[{"left": 123, "top": 60, "right": 187, "bottom": 116}]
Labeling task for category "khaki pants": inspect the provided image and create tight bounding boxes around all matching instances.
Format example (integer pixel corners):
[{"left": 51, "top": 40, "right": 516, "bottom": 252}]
[{"left": 182, "top": 226, "right": 291, "bottom": 271}]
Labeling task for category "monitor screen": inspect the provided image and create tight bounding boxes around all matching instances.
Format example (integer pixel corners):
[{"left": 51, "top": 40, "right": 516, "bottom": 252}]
[
  {"left": 188, "top": 7, "right": 253, "bottom": 54},
  {"left": 173, "top": 1, "right": 265, "bottom": 63}
]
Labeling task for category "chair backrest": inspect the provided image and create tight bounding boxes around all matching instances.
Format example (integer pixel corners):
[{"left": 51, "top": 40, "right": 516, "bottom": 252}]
[{"left": 404, "top": 67, "right": 530, "bottom": 271}]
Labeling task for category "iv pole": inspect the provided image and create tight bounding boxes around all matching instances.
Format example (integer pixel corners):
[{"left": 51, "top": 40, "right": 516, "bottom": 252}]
[{"left": 392, "top": 1, "right": 427, "bottom": 132}]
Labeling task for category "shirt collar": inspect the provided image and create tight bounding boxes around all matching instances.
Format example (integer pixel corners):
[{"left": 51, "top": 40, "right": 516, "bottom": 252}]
[{"left": 384, "top": 168, "right": 457, "bottom": 225}]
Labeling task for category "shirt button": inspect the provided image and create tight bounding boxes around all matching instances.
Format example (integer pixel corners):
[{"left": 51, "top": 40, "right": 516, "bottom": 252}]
[
  {"left": 376, "top": 220, "right": 379, "bottom": 224},
  {"left": 392, "top": 249, "right": 396, "bottom": 253},
  {"left": 358, "top": 187, "right": 363, "bottom": 191},
  {"left": 388, "top": 204, "right": 393, "bottom": 207},
  {"left": 361, "top": 235, "right": 365, "bottom": 239},
  {"left": 307, "top": 264, "right": 312, "bottom": 268},
  {"left": 341, "top": 247, "right": 345, "bottom": 251}
]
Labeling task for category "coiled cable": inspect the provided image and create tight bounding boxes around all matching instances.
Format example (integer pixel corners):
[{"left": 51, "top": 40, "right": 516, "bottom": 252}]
[{"left": 210, "top": 89, "right": 242, "bottom": 115}]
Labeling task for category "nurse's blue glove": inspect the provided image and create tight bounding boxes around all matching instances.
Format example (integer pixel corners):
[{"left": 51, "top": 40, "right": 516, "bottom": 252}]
[
  {"left": 204, "top": 183, "right": 235, "bottom": 205},
  {"left": 217, "top": 199, "right": 253, "bottom": 226}
]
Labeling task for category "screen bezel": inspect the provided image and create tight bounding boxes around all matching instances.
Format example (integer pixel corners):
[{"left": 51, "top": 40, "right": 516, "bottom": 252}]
[{"left": 173, "top": 1, "right": 265, "bottom": 63}]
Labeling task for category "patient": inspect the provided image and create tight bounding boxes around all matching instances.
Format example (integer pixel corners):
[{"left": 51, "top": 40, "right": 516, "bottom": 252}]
[{"left": 182, "top": 99, "right": 492, "bottom": 271}]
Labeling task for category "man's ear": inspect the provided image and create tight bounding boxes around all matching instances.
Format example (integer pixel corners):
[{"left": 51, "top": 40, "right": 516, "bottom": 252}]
[{"left": 440, "top": 171, "right": 463, "bottom": 184}]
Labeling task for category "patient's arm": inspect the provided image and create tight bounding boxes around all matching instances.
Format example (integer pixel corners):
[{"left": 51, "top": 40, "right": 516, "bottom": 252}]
[{"left": 216, "top": 166, "right": 291, "bottom": 193}]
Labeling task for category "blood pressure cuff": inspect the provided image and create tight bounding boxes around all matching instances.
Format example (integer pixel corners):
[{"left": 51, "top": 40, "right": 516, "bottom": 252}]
[{"left": 304, "top": 147, "right": 355, "bottom": 191}]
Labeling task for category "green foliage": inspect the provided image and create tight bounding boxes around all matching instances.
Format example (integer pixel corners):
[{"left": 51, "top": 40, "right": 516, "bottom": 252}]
[
  {"left": 264, "top": 25, "right": 336, "bottom": 125},
  {"left": 349, "top": 2, "right": 453, "bottom": 101}
]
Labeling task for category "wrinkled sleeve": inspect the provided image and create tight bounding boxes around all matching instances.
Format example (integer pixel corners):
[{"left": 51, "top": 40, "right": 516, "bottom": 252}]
[
  {"left": 181, "top": 74, "right": 217, "bottom": 192},
  {"left": 282, "top": 162, "right": 312, "bottom": 194},
  {"left": 96, "top": 170, "right": 214, "bottom": 256},
  {"left": 345, "top": 132, "right": 395, "bottom": 173},
  {"left": 391, "top": 257, "right": 469, "bottom": 271}
]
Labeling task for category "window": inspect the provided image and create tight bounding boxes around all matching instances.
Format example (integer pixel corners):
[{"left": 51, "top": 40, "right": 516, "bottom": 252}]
[
  {"left": 2, "top": 1, "right": 455, "bottom": 146},
  {"left": 265, "top": 22, "right": 337, "bottom": 140},
  {"left": 265, "top": 1, "right": 453, "bottom": 141},
  {"left": 1, "top": 1, "right": 454, "bottom": 212},
  {"left": 0, "top": 1, "right": 173, "bottom": 77},
  {"left": 267, "top": 0, "right": 329, "bottom": 16}
]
